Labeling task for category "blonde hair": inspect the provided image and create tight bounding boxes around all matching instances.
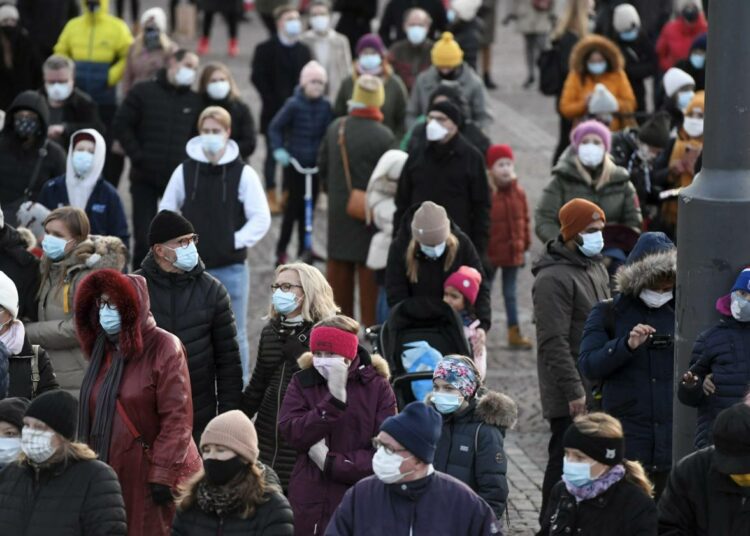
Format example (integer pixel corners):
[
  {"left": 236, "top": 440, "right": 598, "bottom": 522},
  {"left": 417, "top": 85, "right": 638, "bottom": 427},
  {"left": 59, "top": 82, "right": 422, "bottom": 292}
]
[
  {"left": 268, "top": 263, "right": 339, "bottom": 322},
  {"left": 39, "top": 207, "right": 91, "bottom": 294},
  {"left": 19, "top": 439, "right": 97, "bottom": 466},
  {"left": 405, "top": 233, "right": 459, "bottom": 284},
  {"left": 552, "top": 0, "right": 591, "bottom": 41},
  {"left": 198, "top": 62, "right": 241, "bottom": 100},
  {"left": 572, "top": 413, "right": 654, "bottom": 497},
  {"left": 198, "top": 106, "right": 232, "bottom": 132}
]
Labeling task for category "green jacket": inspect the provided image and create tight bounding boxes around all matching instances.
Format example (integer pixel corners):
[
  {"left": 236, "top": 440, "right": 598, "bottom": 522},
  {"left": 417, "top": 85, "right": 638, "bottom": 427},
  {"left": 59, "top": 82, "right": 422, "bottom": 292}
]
[{"left": 535, "top": 147, "right": 642, "bottom": 243}]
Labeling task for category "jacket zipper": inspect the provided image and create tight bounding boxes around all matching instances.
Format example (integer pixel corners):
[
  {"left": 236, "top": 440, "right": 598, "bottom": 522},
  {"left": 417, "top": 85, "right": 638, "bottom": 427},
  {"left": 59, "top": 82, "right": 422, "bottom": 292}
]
[{"left": 271, "top": 361, "right": 287, "bottom": 469}]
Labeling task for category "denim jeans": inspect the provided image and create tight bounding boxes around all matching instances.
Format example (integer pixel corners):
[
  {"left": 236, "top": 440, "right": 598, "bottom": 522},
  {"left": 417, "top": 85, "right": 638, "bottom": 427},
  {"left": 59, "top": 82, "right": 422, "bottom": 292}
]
[
  {"left": 501, "top": 266, "right": 519, "bottom": 327},
  {"left": 207, "top": 262, "right": 250, "bottom": 385}
]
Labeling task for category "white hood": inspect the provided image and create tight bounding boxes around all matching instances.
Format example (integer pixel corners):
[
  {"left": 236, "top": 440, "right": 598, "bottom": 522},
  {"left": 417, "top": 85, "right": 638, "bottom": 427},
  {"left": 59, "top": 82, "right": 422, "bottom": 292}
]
[
  {"left": 185, "top": 136, "right": 240, "bottom": 165},
  {"left": 65, "top": 128, "right": 106, "bottom": 209}
]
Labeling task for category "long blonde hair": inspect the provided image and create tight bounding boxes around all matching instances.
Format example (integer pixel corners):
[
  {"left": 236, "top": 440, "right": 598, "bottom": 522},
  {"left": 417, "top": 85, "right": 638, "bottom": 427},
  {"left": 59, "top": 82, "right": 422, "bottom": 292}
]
[
  {"left": 405, "top": 234, "right": 459, "bottom": 284},
  {"left": 268, "top": 263, "right": 339, "bottom": 322},
  {"left": 552, "top": 0, "right": 591, "bottom": 41},
  {"left": 572, "top": 413, "right": 654, "bottom": 497}
]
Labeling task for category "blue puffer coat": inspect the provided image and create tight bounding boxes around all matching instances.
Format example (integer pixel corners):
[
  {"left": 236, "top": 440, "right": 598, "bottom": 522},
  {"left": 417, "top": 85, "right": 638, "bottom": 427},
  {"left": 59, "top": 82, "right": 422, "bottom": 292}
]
[
  {"left": 678, "top": 294, "right": 750, "bottom": 449},
  {"left": 579, "top": 232, "right": 677, "bottom": 472}
]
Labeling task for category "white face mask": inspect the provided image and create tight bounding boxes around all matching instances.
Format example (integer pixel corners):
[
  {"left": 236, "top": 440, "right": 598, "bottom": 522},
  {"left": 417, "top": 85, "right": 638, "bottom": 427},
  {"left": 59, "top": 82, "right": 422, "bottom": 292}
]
[
  {"left": 21, "top": 427, "right": 57, "bottom": 464},
  {"left": 639, "top": 289, "right": 673, "bottom": 308},
  {"left": 0, "top": 437, "right": 22, "bottom": 464},
  {"left": 577, "top": 230, "right": 604, "bottom": 257},
  {"left": 577, "top": 142, "right": 606, "bottom": 168},
  {"left": 683, "top": 117, "right": 704, "bottom": 138},
  {"left": 313, "top": 355, "right": 348, "bottom": 380},
  {"left": 426, "top": 119, "right": 449, "bottom": 141},
  {"left": 206, "top": 80, "right": 231, "bottom": 100},
  {"left": 174, "top": 66, "right": 196, "bottom": 87},
  {"left": 310, "top": 14, "right": 330, "bottom": 33},
  {"left": 372, "top": 446, "right": 414, "bottom": 484},
  {"left": 46, "top": 82, "right": 73, "bottom": 102}
]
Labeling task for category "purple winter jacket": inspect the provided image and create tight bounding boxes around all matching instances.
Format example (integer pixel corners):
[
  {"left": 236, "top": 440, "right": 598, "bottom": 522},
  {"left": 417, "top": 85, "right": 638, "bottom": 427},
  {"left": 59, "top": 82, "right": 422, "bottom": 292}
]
[{"left": 278, "top": 346, "right": 397, "bottom": 536}]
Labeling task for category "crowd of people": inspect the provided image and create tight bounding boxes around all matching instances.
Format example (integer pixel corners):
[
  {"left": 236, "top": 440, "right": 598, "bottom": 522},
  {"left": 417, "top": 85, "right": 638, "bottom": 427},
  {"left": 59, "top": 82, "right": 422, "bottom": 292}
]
[{"left": 0, "top": 0, "right": 748, "bottom": 535}]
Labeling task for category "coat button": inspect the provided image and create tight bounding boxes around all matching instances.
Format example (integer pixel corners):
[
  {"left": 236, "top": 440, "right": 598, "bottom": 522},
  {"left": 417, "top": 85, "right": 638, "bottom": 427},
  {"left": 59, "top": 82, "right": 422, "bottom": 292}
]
[{"left": 651, "top": 378, "right": 657, "bottom": 383}]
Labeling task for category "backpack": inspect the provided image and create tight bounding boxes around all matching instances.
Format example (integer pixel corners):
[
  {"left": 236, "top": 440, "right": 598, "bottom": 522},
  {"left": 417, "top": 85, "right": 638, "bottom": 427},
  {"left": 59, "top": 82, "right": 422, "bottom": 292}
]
[
  {"left": 532, "top": 0, "right": 553, "bottom": 11},
  {"left": 537, "top": 41, "right": 564, "bottom": 96}
]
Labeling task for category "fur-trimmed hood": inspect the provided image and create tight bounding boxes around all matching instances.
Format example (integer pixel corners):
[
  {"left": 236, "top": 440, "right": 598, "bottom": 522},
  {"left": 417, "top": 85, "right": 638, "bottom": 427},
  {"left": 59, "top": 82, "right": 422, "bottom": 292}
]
[
  {"left": 428, "top": 389, "right": 518, "bottom": 429},
  {"left": 297, "top": 345, "right": 391, "bottom": 380},
  {"left": 615, "top": 249, "right": 677, "bottom": 296},
  {"left": 54, "top": 235, "right": 128, "bottom": 276},
  {"left": 569, "top": 34, "right": 625, "bottom": 75}
]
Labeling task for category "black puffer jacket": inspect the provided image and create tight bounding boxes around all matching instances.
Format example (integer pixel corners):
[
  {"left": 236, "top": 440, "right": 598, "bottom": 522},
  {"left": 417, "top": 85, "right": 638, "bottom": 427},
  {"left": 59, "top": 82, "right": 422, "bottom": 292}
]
[
  {"left": 241, "top": 320, "right": 312, "bottom": 490},
  {"left": 0, "top": 224, "right": 40, "bottom": 321},
  {"left": 0, "top": 456, "right": 127, "bottom": 535},
  {"left": 136, "top": 252, "right": 243, "bottom": 441},
  {"left": 202, "top": 95, "right": 257, "bottom": 159},
  {"left": 7, "top": 336, "right": 59, "bottom": 399},
  {"left": 38, "top": 87, "right": 106, "bottom": 149},
  {"left": 113, "top": 69, "right": 202, "bottom": 190}
]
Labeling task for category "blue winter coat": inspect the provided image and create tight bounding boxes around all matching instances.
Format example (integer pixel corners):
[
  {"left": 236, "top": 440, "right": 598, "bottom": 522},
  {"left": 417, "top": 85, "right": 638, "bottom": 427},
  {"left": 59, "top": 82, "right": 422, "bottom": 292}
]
[
  {"left": 38, "top": 176, "right": 129, "bottom": 245},
  {"left": 268, "top": 86, "right": 333, "bottom": 167}
]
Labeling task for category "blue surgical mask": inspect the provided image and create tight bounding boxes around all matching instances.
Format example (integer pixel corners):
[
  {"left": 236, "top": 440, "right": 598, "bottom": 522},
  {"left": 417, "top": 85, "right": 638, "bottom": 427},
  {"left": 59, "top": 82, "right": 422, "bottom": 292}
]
[
  {"left": 563, "top": 457, "right": 594, "bottom": 487},
  {"left": 730, "top": 291, "right": 750, "bottom": 322},
  {"left": 619, "top": 29, "right": 639, "bottom": 42},
  {"left": 432, "top": 392, "right": 462, "bottom": 414},
  {"left": 420, "top": 242, "right": 446, "bottom": 259},
  {"left": 284, "top": 19, "right": 302, "bottom": 37},
  {"left": 42, "top": 235, "right": 70, "bottom": 261},
  {"left": 587, "top": 61, "right": 607, "bottom": 75},
  {"left": 201, "top": 134, "right": 225, "bottom": 156},
  {"left": 359, "top": 54, "right": 382, "bottom": 71},
  {"left": 690, "top": 52, "right": 705, "bottom": 70},
  {"left": 169, "top": 241, "right": 199, "bottom": 272},
  {"left": 72, "top": 150, "right": 95, "bottom": 177},
  {"left": 406, "top": 25, "right": 428, "bottom": 45},
  {"left": 99, "top": 304, "right": 122, "bottom": 335},
  {"left": 446, "top": 9, "right": 456, "bottom": 23},
  {"left": 677, "top": 90, "right": 695, "bottom": 111},
  {"left": 578, "top": 231, "right": 604, "bottom": 257},
  {"left": 272, "top": 288, "right": 299, "bottom": 315}
]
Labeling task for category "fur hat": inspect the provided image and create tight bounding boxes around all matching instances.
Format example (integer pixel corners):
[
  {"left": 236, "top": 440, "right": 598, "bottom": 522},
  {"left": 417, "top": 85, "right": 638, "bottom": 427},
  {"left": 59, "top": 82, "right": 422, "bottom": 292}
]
[
  {"left": 662, "top": 67, "right": 695, "bottom": 98},
  {"left": 588, "top": 84, "right": 619, "bottom": 115},
  {"left": 140, "top": 7, "right": 167, "bottom": 32},
  {"left": 300, "top": 60, "right": 327, "bottom": 86},
  {"left": 352, "top": 74, "right": 385, "bottom": 108},
  {"left": 411, "top": 201, "right": 450, "bottom": 246},
  {"left": 431, "top": 32, "right": 463, "bottom": 68},
  {"left": 0, "top": 271, "right": 19, "bottom": 319},
  {"left": 200, "top": 410, "right": 259, "bottom": 463},
  {"left": 559, "top": 198, "right": 606, "bottom": 242},
  {"left": 613, "top": 4, "right": 640, "bottom": 33},
  {"left": 570, "top": 119, "right": 612, "bottom": 152}
]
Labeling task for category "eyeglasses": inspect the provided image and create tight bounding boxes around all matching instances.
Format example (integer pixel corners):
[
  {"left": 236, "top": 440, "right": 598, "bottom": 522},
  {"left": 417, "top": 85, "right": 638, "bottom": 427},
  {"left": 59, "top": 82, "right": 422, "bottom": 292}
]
[
  {"left": 170, "top": 234, "right": 199, "bottom": 248},
  {"left": 95, "top": 297, "right": 116, "bottom": 309},
  {"left": 270, "top": 283, "right": 303, "bottom": 292},
  {"left": 372, "top": 438, "right": 407, "bottom": 456}
]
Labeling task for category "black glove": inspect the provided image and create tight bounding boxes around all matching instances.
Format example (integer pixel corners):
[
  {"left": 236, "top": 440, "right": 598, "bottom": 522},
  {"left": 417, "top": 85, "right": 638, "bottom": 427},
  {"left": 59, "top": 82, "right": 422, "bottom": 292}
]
[{"left": 150, "top": 483, "right": 173, "bottom": 505}]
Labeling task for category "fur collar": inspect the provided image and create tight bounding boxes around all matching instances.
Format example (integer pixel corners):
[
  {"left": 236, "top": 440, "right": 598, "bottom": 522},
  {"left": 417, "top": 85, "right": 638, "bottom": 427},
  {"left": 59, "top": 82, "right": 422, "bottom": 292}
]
[{"left": 615, "top": 250, "right": 677, "bottom": 296}]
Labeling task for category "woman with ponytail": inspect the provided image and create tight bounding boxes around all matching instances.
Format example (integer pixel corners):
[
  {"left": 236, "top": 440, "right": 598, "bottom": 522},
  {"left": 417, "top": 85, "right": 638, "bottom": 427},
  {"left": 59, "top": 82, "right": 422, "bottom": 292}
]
[{"left": 538, "top": 412, "right": 657, "bottom": 535}]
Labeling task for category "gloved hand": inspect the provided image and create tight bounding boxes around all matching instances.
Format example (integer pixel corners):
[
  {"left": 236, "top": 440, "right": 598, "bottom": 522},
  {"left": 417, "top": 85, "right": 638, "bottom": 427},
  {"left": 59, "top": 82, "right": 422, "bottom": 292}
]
[
  {"left": 308, "top": 439, "right": 329, "bottom": 471},
  {"left": 326, "top": 359, "right": 349, "bottom": 403},
  {"left": 273, "top": 148, "right": 291, "bottom": 167},
  {"left": 150, "top": 483, "right": 174, "bottom": 505}
]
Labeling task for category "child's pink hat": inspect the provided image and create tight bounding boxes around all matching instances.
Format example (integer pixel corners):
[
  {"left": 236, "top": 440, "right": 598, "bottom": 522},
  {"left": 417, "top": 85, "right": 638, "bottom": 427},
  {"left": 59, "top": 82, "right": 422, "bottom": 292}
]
[{"left": 444, "top": 265, "right": 482, "bottom": 305}]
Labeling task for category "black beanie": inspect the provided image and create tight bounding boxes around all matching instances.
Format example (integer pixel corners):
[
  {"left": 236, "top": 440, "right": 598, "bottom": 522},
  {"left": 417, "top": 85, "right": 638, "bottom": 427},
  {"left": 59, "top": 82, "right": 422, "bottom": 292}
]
[
  {"left": 25, "top": 390, "right": 79, "bottom": 440},
  {"left": 148, "top": 210, "right": 195, "bottom": 247},
  {"left": 638, "top": 111, "right": 671, "bottom": 149},
  {"left": 0, "top": 397, "right": 31, "bottom": 431},
  {"left": 429, "top": 100, "right": 463, "bottom": 128}
]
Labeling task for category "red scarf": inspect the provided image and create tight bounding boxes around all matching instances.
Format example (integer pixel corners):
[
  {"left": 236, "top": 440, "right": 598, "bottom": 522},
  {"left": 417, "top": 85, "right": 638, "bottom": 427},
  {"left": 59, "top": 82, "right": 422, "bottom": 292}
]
[{"left": 350, "top": 106, "right": 384, "bottom": 122}]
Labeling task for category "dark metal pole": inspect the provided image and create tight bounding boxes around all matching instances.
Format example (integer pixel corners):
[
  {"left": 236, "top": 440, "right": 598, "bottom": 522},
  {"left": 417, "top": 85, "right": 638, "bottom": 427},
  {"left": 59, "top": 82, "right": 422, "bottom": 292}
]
[{"left": 674, "top": 0, "right": 750, "bottom": 461}]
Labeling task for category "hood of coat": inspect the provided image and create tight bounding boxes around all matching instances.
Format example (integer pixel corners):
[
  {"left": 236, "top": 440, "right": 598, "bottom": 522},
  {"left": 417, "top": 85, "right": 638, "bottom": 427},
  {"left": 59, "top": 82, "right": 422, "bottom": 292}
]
[
  {"left": 65, "top": 128, "right": 107, "bottom": 208},
  {"left": 81, "top": 0, "right": 110, "bottom": 19},
  {"left": 3, "top": 90, "right": 50, "bottom": 143},
  {"left": 185, "top": 136, "right": 241, "bottom": 165},
  {"left": 138, "top": 250, "right": 206, "bottom": 286},
  {"left": 297, "top": 345, "right": 391, "bottom": 381},
  {"left": 569, "top": 34, "right": 625, "bottom": 75},
  {"left": 427, "top": 389, "right": 518, "bottom": 429},
  {"left": 553, "top": 145, "right": 629, "bottom": 189},
  {"left": 716, "top": 294, "right": 732, "bottom": 318},
  {"left": 74, "top": 270, "right": 156, "bottom": 358},
  {"left": 615, "top": 250, "right": 676, "bottom": 296},
  {"left": 532, "top": 238, "right": 597, "bottom": 275}
]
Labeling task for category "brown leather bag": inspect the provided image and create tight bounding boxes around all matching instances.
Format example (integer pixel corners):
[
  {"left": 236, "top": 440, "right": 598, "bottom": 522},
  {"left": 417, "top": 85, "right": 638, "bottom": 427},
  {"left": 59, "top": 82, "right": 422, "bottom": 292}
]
[{"left": 337, "top": 118, "right": 367, "bottom": 221}]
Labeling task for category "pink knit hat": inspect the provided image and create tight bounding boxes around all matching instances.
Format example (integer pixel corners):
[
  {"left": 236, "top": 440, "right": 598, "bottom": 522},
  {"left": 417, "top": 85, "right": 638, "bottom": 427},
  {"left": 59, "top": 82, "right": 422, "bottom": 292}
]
[
  {"left": 444, "top": 265, "right": 482, "bottom": 305},
  {"left": 570, "top": 120, "right": 612, "bottom": 152},
  {"left": 300, "top": 60, "right": 327, "bottom": 86},
  {"left": 200, "top": 410, "right": 259, "bottom": 463}
]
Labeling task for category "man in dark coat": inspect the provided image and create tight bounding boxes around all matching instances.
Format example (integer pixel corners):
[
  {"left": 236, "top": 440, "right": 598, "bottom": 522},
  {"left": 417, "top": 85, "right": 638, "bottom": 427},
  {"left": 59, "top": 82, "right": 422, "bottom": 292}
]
[
  {"left": 113, "top": 49, "right": 202, "bottom": 269},
  {"left": 326, "top": 401, "right": 500, "bottom": 535},
  {"left": 135, "top": 211, "right": 243, "bottom": 442},
  {"left": 658, "top": 403, "right": 750, "bottom": 536},
  {"left": 0, "top": 5, "right": 43, "bottom": 111},
  {"left": 393, "top": 100, "right": 490, "bottom": 255},
  {"left": 532, "top": 198, "right": 611, "bottom": 522},
  {"left": 378, "top": 0, "right": 447, "bottom": 47},
  {"left": 0, "top": 209, "right": 39, "bottom": 321}
]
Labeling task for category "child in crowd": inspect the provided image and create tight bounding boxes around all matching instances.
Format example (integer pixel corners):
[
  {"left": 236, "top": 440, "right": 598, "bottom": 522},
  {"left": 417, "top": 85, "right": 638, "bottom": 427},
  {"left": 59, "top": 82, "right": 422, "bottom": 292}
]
[
  {"left": 443, "top": 265, "right": 487, "bottom": 379},
  {"left": 486, "top": 144, "right": 533, "bottom": 350}
]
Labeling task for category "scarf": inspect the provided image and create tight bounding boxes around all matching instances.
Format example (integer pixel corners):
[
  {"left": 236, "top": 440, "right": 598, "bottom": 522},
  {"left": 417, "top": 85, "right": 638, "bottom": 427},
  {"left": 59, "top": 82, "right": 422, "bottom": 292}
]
[
  {"left": 196, "top": 481, "right": 242, "bottom": 517},
  {"left": 350, "top": 107, "right": 384, "bottom": 122},
  {"left": 0, "top": 319, "right": 25, "bottom": 354},
  {"left": 77, "top": 332, "right": 126, "bottom": 462},
  {"left": 564, "top": 463, "right": 626, "bottom": 502}
]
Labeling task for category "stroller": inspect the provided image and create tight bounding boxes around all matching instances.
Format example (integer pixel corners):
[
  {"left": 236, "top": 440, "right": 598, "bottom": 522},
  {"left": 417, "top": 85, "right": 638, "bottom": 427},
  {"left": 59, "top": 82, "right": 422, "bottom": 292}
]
[{"left": 367, "top": 296, "right": 472, "bottom": 410}]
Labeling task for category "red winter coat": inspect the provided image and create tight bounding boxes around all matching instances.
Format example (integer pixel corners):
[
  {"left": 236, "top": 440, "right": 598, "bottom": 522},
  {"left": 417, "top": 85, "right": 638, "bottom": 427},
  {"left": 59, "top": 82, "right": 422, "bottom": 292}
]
[
  {"left": 487, "top": 181, "right": 531, "bottom": 268},
  {"left": 75, "top": 271, "right": 202, "bottom": 536},
  {"left": 278, "top": 347, "right": 396, "bottom": 536},
  {"left": 655, "top": 16, "right": 707, "bottom": 72}
]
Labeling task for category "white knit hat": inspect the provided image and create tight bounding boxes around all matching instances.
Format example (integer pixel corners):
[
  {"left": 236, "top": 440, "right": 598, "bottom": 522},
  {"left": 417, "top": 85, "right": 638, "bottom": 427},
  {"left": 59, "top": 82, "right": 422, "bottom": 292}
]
[
  {"left": 588, "top": 83, "right": 619, "bottom": 115},
  {"left": 663, "top": 67, "right": 696, "bottom": 97},
  {"left": 613, "top": 4, "right": 641, "bottom": 33},
  {"left": 0, "top": 271, "right": 19, "bottom": 319},
  {"left": 140, "top": 7, "right": 167, "bottom": 33}
]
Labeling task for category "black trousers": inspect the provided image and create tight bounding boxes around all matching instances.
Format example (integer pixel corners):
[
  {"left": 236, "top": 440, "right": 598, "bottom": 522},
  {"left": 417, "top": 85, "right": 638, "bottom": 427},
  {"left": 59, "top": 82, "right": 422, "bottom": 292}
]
[
  {"left": 115, "top": 0, "right": 139, "bottom": 22},
  {"left": 277, "top": 166, "right": 319, "bottom": 256},
  {"left": 130, "top": 179, "right": 163, "bottom": 270},
  {"left": 202, "top": 9, "right": 239, "bottom": 39},
  {"left": 539, "top": 415, "right": 573, "bottom": 525}
]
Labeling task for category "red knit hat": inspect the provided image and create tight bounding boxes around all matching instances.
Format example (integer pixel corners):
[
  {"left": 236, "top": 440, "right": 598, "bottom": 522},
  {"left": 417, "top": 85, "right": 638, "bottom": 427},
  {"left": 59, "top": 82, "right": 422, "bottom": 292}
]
[
  {"left": 559, "top": 198, "right": 606, "bottom": 241},
  {"left": 486, "top": 144, "right": 514, "bottom": 168},
  {"left": 443, "top": 265, "right": 482, "bottom": 305},
  {"left": 310, "top": 326, "right": 359, "bottom": 360}
]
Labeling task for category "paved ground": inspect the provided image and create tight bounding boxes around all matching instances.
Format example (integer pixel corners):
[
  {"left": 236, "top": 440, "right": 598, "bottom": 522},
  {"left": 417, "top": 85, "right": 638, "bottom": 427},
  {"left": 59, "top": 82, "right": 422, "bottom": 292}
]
[{"left": 119, "top": 1, "right": 561, "bottom": 532}]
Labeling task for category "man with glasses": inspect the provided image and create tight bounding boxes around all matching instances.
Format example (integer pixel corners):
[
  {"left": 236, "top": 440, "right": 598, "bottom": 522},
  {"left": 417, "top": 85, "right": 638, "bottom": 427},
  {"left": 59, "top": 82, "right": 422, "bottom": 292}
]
[{"left": 134, "top": 210, "right": 242, "bottom": 442}]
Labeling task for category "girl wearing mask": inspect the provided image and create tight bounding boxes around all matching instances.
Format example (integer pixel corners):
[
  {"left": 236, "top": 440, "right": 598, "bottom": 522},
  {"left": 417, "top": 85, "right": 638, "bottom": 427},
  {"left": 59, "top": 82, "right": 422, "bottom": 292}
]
[
  {"left": 0, "top": 390, "right": 127, "bottom": 534},
  {"left": 25, "top": 207, "right": 127, "bottom": 395},
  {"left": 173, "top": 411, "right": 294, "bottom": 535},
  {"left": 430, "top": 355, "right": 517, "bottom": 522},
  {"left": 538, "top": 413, "right": 656, "bottom": 535},
  {"left": 122, "top": 7, "right": 177, "bottom": 94},
  {"left": 679, "top": 268, "right": 750, "bottom": 449},
  {"left": 0, "top": 397, "right": 29, "bottom": 468},
  {"left": 535, "top": 120, "right": 642, "bottom": 244},
  {"left": 278, "top": 316, "right": 396, "bottom": 536},
  {"left": 241, "top": 263, "right": 339, "bottom": 491}
]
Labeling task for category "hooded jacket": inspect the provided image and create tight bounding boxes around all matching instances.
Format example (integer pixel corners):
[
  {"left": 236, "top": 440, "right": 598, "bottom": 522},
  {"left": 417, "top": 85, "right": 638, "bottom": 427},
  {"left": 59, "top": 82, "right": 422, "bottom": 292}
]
[
  {"left": 579, "top": 233, "right": 676, "bottom": 471},
  {"left": 202, "top": 94, "right": 257, "bottom": 159},
  {"left": 0, "top": 223, "right": 40, "bottom": 320},
  {"left": 673, "top": 36, "right": 706, "bottom": 91},
  {"left": 38, "top": 86, "right": 106, "bottom": 149},
  {"left": 655, "top": 13, "right": 707, "bottom": 72},
  {"left": 487, "top": 180, "right": 531, "bottom": 268},
  {"left": 532, "top": 239, "right": 610, "bottom": 420},
  {"left": 74, "top": 271, "right": 202, "bottom": 536},
  {"left": 53, "top": 0, "right": 133, "bottom": 106},
  {"left": 278, "top": 346, "right": 397, "bottom": 536},
  {"left": 7, "top": 335, "right": 60, "bottom": 399}
]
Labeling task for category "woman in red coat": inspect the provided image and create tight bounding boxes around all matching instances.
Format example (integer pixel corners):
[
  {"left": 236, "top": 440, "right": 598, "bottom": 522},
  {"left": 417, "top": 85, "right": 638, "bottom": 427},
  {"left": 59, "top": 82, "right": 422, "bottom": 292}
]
[
  {"left": 655, "top": 1, "right": 707, "bottom": 72},
  {"left": 74, "top": 269, "right": 202, "bottom": 536}
]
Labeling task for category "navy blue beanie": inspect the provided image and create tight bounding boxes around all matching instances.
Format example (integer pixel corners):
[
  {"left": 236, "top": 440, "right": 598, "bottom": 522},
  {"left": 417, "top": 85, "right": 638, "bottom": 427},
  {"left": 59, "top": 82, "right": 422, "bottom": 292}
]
[
  {"left": 731, "top": 268, "right": 750, "bottom": 294},
  {"left": 380, "top": 402, "right": 442, "bottom": 464},
  {"left": 625, "top": 232, "right": 674, "bottom": 265}
]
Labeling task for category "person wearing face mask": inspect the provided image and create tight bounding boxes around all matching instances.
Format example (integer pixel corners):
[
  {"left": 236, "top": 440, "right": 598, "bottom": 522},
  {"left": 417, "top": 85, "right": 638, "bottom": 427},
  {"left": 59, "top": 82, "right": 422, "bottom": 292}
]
[
  {"left": 172, "top": 411, "right": 294, "bottom": 535},
  {"left": 0, "top": 390, "right": 128, "bottom": 534},
  {"left": 37, "top": 129, "right": 129, "bottom": 244},
  {"left": 135, "top": 210, "right": 242, "bottom": 443},
  {"left": 122, "top": 8, "right": 178, "bottom": 94},
  {"left": 0, "top": 397, "right": 29, "bottom": 468},
  {"left": 444, "top": 0, "right": 483, "bottom": 72},
  {"left": 0, "top": 4, "right": 43, "bottom": 111},
  {"left": 241, "top": 263, "right": 339, "bottom": 491},
  {"left": 559, "top": 34, "right": 637, "bottom": 132},
  {"left": 278, "top": 316, "right": 396, "bottom": 536},
  {"left": 114, "top": 48, "right": 202, "bottom": 269},
  {"left": 74, "top": 269, "right": 202, "bottom": 536},
  {"left": 678, "top": 268, "right": 750, "bottom": 449},
  {"left": 538, "top": 413, "right": 657, "bottom": 535},
  {"left": 326, "top": 400, "right": 500, "bottom": 535},
  {"left": 387, "top": 8, "right": 435, "bottom": 92},
  {"left": 535, "top": 120, "right": 642, "bottom": 243},
  {"left": 378, "top": 0, "right": 447, "bottom": 48},
  {"left": 301, "top": 0, "right": 353, "bottom": 102},
  {"left": 655, "top": 0, "right": 707, "bottom": 73},
  {"left": 386, "top": 201, "right": 492, "bottom": 332},
  {"left": 579, "top": 232, "right": 676, "bottom": 499},
  {"left": 25, "top": 207, "right": 126, "bottom": 395},
  {"left": 196, "top": 0, "right": 243, "bottom": 57},
  {"left": 532, "top": 198, "right": 611, "bottom": 521},
  {"left": 674, "top": 32, "right": 706, "bottom": 92}
]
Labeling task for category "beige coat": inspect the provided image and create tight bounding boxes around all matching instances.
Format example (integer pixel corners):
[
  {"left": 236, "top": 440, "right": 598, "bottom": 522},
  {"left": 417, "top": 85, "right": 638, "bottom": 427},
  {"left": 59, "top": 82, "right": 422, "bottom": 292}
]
[
  {"left": 512, "top": 0, "right": 555, "bottom": 35},
  {"left": 301, "top": 29, "right": 352, "bottom": 102}
]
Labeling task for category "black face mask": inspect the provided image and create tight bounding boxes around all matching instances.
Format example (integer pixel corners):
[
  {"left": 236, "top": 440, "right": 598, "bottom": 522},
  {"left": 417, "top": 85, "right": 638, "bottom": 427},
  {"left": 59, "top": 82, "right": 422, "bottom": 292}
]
[
  {"left": 144, "top": 27, "right": 161, "bottom": 50},
  {"left": 682, "top": 7, "right": 698, "bottom": 23},
  {"left": 203, "top": 457, "right": 248, "bottom": 486},
  {"left": 14, "top": 116, "right": 40, "bottom": 139}
]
